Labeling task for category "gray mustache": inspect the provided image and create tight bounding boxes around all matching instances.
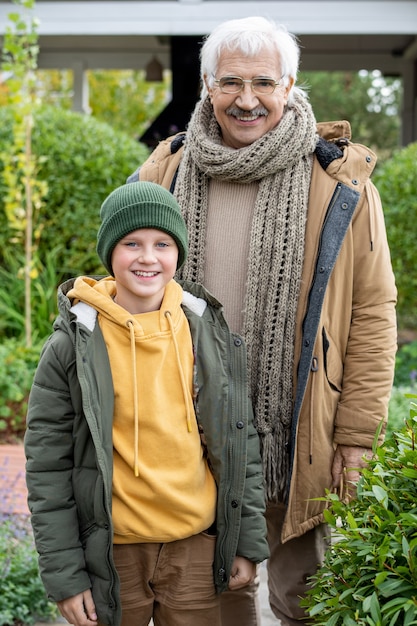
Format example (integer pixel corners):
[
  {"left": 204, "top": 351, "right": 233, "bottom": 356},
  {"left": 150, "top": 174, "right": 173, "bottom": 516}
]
[{"left": 226, "top": 106, "right": 268, "bottom": 117}]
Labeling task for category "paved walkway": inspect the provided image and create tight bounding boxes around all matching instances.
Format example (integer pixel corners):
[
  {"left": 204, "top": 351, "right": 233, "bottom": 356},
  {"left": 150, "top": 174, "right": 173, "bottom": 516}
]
[
  {"left": 0, "top": 443, "right": 29, "bottom": 515},
  {"left": 0, "top": 443, "right": 279, "bottom": 625}
]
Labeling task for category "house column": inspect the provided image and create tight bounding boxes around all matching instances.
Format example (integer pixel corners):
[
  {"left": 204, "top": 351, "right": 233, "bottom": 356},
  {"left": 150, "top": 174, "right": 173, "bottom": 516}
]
[{"left": 72, "top": 60, "right": 90, "bottom": 114}]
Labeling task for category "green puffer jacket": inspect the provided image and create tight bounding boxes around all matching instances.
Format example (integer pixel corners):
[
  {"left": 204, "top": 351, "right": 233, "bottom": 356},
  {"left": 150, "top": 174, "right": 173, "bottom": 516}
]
[{"left": 24, "top": 277, "right": 269, "bottom": 626}]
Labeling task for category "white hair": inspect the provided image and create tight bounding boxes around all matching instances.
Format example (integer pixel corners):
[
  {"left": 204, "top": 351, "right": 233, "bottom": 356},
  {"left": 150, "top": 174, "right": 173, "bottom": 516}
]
[{"left": 200, "top": 16, "right": 303, "bottom": 104}]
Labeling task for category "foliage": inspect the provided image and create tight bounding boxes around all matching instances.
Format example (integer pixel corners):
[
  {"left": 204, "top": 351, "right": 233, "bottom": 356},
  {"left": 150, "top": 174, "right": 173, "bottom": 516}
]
[
  {"left": 0, "top": 338, "right": 42, "bottom": 440},
  {"left": 387, "top": 386, "right": 415, "bottom": 440},
  {"left": 0, "top": 247, "right": 61, "bottom": 441},
  {"left": 299, "top": 69, "right": 402, "bottom": 161},
  {"left": 388, "top": 342, "right": 417, "bottom": 437},
  {"left": 33, "top": 68, "right": 73, "bottom": 109},
  {"left": 0, "top": 247, "right": 63, "bottom": 342},
  {"left": 373, "top": 142, "right": 417, "bottom": 328},
  {"left": 88, "top": 69, "right": 171, "bottom": 139},
  {"left": 0, "top": 513, "right": 58, "bottom": 625},
  {"left": 0, "top": 104, "right": 149, "bottom": 277},
  {"left": 394, "top": 341, "right": 417, "bottom": 388},
  {"left": 302, "top": 397, "right": 417, "bottom": 625},
  {"left": 1, "top": 0, "right": 48, "bottom": 346}
]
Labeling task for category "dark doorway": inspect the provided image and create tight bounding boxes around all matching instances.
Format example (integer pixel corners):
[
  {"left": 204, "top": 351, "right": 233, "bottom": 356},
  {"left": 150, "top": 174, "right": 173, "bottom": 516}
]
[{"left": 140, "top": 35, "right": 202, "bottom": 147}]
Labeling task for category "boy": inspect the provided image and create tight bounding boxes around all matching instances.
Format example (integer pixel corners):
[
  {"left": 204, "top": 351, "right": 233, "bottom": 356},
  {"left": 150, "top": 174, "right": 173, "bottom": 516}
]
[{"left": 24, "top": 181, "right": 269, "bottom": 626}]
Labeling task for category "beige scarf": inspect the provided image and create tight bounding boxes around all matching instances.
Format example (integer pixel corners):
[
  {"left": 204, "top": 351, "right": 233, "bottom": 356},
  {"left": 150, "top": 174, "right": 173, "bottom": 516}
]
[{"left": 175, "top": 93, "right": 318, "bottom": 500}]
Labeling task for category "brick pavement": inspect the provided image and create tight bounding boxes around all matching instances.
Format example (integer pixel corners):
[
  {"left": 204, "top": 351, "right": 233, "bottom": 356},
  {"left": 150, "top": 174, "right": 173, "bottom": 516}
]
[{"left": 0, "top": 443, "right": 29, "bottom": 515}]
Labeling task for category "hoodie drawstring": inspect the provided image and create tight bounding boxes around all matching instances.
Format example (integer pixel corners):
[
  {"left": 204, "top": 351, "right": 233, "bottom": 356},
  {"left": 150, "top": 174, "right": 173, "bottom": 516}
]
[
  {"left": 165, "top": 311, "right": 193, "bottom": 433},
  {"left": 127, "top": 319, "right": 140, "bottom": 477}
]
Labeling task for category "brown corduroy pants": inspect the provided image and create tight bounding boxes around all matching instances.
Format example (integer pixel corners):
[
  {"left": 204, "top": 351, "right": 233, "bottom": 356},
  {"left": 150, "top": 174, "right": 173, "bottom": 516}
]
[{"left": 112, "top": 532, "right": 220, "bottom": 626}]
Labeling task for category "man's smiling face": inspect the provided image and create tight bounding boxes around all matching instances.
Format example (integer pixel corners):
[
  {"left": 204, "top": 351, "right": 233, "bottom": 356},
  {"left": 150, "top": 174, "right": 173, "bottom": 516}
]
[{"left": 205, "top": 49, "right": 293, "bottom": 149}]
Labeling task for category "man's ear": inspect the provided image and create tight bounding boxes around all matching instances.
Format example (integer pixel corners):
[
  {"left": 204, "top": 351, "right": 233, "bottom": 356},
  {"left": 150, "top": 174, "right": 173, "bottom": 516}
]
[
  {"left": 203, "top": 74, "right": 214, "bottom": 102},
  {"left": 283, "top": 76, "right": 295, "bottom": 105}
]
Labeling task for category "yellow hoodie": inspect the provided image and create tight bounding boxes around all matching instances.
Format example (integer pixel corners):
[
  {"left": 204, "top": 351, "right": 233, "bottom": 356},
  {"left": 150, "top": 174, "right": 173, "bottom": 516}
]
[{"left": 68, "top": 276, "right": 217, "bottom": 543}]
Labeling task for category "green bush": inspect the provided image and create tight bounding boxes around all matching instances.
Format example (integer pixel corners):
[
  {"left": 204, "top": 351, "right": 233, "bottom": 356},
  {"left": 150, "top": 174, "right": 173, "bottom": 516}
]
[
  {"left": 0, "top": 104, "right": 149, "bottom": 277},
  {"left": 0, "top": 247, "right": 64, "bottom": 342},
  {"left": 0, "top": 514, "right": 58, "bottom": 626},
  {"left": 373, "top": 142, "right": 417, "bottom": 329},
  {"left": 394, "top": 340, "right": 417, "bottom": 388},
  {"left": 0, "top": 338, "right": 43, "bottom": 440},
  {"left": 386, "top": 340, "right": 417, "bottom": 437},
  {"left": 387, "top": 386, "right": 414, "bottom": 439},
  {"left": 302, "top": 397, "right": 417, "bottom": 625}
]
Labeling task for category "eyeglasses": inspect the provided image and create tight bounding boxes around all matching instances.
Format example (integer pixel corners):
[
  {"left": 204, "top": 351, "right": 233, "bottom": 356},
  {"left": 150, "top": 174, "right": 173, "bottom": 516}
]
[{"left": 213, "top": 75, "right": 284, "bottom": 95}]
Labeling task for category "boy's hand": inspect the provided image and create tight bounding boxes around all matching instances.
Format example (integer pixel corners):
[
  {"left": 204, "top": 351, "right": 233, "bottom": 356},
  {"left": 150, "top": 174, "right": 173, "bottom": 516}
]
[
  {"left": 57, "top": 589, "right": 98, "bottom": 626},
  {"left": 228, "top": 556, "right": 256, "bottom": 590}
]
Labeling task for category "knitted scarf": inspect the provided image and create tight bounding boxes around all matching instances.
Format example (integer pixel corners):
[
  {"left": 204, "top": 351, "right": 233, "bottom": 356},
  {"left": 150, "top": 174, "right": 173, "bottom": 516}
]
[{"left": 175, "top": 92, "right": 318, "bottom": 501}]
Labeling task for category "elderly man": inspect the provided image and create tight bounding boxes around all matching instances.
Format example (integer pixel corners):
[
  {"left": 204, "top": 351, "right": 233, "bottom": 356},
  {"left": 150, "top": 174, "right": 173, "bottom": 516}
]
[{"left": 128, "top": 16, "right": 397, "bottom": 625}]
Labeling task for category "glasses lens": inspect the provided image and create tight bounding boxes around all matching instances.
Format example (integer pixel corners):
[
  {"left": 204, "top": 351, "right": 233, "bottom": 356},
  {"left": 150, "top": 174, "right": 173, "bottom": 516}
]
[
  {"left": 219, "top": 77, "right": 243, "bottom": 93},
  {"left": 252, "top": 78, "right": 276, "bottom": 94}
]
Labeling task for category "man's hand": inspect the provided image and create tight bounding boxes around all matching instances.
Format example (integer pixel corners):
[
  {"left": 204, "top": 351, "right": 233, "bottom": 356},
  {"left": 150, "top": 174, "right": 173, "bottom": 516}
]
[
  {"left": 332, "top": 444, "right": 373, "bottom": 499},
  {"left": 57, "top": 589, "right": 98, "bottom": 626},
  {"left": 228, "top": 556, "right": 256, "bottom": 590}
]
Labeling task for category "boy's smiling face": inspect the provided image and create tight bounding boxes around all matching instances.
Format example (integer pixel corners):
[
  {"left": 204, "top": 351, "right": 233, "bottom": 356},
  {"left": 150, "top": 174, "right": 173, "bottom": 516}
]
[{"left": 111, "top": 228, "right": 179, "bottom": 314}]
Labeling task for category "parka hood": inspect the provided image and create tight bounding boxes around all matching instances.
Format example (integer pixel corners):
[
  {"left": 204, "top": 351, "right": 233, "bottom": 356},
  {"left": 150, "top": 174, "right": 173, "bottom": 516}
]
[{"left": 316, "top": 120, "right": 377, "bottom": 191}]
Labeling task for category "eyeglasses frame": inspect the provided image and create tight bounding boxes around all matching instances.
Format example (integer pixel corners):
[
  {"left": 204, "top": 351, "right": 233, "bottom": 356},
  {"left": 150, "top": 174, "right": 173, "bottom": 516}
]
[{"left": 212, "top": 75, "right": 285, "bottom": 95}]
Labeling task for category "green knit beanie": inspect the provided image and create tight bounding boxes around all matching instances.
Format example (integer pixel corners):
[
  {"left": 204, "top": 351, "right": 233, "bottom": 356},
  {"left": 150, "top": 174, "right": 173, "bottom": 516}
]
[{"left": 96, "top": 181, "right": 188, "bottom": 275}]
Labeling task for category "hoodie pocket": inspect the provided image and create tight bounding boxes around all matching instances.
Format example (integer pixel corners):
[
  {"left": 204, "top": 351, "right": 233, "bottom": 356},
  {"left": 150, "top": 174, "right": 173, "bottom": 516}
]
[{"left": 322, "top": 327, "right": 343, "bottom": 393}]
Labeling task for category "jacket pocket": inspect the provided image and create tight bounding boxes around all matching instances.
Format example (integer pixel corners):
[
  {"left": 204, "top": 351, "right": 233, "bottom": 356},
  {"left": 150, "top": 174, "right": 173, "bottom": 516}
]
[
  {"left": 80, "top": 521, "right": 98, "bottom": 547},
  {"left": 322, "top": 327, "right": 343, "bottom": 392}
]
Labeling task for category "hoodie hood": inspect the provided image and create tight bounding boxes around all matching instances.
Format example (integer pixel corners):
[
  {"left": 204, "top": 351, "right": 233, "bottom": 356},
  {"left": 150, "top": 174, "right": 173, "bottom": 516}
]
[{"left": 67, "top": 275, "right": 183, "bottom": 338}]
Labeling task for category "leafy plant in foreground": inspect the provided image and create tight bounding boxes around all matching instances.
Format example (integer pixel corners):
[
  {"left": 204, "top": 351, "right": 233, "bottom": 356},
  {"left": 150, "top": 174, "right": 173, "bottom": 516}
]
[
  {"left": 0, "top": 513, "right": 58, "bottom": 625},
  {"left": 302, "top": 396, "right": 417, "bottom": 625}
]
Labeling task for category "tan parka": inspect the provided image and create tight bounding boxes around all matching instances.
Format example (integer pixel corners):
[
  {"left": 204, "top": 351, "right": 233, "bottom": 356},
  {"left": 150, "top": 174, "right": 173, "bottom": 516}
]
[{"left": 129, "top": 120, "right": 397, "bottom": 542}]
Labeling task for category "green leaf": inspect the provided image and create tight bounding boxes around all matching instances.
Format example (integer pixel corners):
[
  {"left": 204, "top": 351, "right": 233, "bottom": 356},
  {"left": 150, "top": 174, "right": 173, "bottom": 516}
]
[
  {"left": 402, "top": 535, "right": 411, "bottom": 559},
  {"left": 374, "top": 570, "right": 389, "bottom": 586},
  {"left": 369, "top": 591, "right": 382, "bottom": 622},
  {"left": 346, "top": 510, "right": 358, "bottom": 529},
  {"left": 372, "top": 485, "right": 389, "bottom": 507}
]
